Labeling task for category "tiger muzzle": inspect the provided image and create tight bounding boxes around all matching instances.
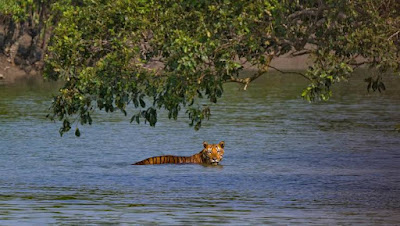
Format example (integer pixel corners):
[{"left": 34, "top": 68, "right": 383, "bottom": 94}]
[{"left": 210, "top": 158, "right": 220, "bottom": 165}]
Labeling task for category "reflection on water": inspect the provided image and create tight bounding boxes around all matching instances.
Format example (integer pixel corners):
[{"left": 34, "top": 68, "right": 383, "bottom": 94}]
[{"left": 1, "top": 71, "right": 400, "bottom": 224}]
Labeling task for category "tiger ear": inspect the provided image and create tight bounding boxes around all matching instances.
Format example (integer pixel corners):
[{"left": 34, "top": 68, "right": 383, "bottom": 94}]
[
  {"left": 219, "top": 141, "right": 225, "bottom": 148},
  {"left": 203, "top": 141, "right": 208, "bottom": 148}
]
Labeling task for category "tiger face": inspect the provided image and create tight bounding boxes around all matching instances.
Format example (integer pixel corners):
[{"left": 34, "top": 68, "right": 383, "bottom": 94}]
[{"left": 201, "top": 141, "right": 225, "bottom": 165}]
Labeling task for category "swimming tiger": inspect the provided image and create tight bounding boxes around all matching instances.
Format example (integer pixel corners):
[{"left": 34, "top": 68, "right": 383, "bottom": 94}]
[{"left": 133, "top": 141, "right": 225, "bottom": 165}]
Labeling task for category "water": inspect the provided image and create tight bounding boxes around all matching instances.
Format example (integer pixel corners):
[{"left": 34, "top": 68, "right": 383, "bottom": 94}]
[{"left": 1, "top": 72, "right": 400, "bottom": 225}]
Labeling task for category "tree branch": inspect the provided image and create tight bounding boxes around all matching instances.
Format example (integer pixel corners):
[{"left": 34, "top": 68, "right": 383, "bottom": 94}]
[
  {"left": 287, "top": 6, "right": 329, "bottom": 21},
  {"left": 227, "top": 55, "right": 274, "bottom": 90},
  {"left": 268, "top": 65, "right": 311, "bottom": 81},
  {"left": 291, "top": 50, "right": 312, "bottom": 57},
  {"left": 388, "top": 30, "right": 400, "bottom": 40},
  {"left": 228, "top": 70, "right": 266, "bottom": 90},
  {"left": 349, "top": 60, "right": 375, "bottom": 70}
]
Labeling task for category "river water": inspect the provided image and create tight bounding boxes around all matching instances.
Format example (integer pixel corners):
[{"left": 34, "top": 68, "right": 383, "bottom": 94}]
[{"left": 1, "top": 71, "right": 400, "bottom": 225}]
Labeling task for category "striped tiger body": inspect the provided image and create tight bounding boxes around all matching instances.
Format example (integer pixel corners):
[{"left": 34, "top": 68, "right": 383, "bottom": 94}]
[{"left": 133, "top": 141, "right": 225, "bottom": 165}]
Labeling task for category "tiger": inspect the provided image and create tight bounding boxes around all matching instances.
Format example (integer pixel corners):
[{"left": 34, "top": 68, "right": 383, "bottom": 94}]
[{"left": 132, "top": 141, "right": 225, "bottom": 165}]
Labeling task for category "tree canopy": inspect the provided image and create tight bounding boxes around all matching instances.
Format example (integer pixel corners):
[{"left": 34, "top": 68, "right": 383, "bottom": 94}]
[{"left": 1, "top": 0, "right": 399, "bottom": 136}]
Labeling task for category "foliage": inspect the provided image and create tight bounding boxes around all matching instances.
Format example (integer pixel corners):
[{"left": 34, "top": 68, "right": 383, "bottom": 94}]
[
  {"left": 0, "top": 0, "right": 32, "bottom": 21},
  {"left": 3, "top": 0, "right": 399, "bottom": 135}
]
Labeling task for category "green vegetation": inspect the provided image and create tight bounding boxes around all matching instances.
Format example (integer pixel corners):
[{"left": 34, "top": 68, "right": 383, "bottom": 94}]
[{"left": 1, "top": 0, "right": 399, "bottom": 135}]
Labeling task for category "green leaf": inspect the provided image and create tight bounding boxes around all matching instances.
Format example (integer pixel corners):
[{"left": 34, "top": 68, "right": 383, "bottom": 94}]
[
  {"left": 139, "top": 99, "right": 146, "bottom": 108},
  {"left": 75, "top": 128, "right": 81, "bottom": 137}
]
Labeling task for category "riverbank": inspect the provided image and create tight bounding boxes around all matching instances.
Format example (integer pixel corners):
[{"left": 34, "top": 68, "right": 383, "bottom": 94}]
[
  {"left": 0, "top": 55, "right": 42, "bottom": 84},
  {"left": 0, "top": 53, "right": 310, "bottom": 85}
]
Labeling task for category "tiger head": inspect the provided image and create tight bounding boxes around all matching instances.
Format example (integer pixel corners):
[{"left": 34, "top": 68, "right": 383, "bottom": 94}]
[{"left": 201, "top": 141, "right": 225, "bottom": 165}]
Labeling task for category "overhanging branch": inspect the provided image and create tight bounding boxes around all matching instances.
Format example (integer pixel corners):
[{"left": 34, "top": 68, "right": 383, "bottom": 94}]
[
  {"left": 228, "top": 69, "right": 267, "bottom": 90},
  {"left": 268, "top": 65, "right": 311, "bottom": 81},
  {"left": 291, "top": 50, "right": 312, "bottom": 57},
  {"left": 287, "top": 6, "right": 329, "bottom": 21},
  {"left": 227, "top": 55, "right": 273, "bottom": 90}
]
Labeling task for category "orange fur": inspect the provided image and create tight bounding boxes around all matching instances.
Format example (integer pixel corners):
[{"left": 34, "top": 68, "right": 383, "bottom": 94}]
[{"left": 133, "top": 141, "right": 225, "bottom": 165}]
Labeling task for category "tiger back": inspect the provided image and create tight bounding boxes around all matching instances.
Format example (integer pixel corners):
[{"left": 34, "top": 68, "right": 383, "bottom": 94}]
[{"left": 132, "top": 141, "right": 224, "bottom": 165}]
